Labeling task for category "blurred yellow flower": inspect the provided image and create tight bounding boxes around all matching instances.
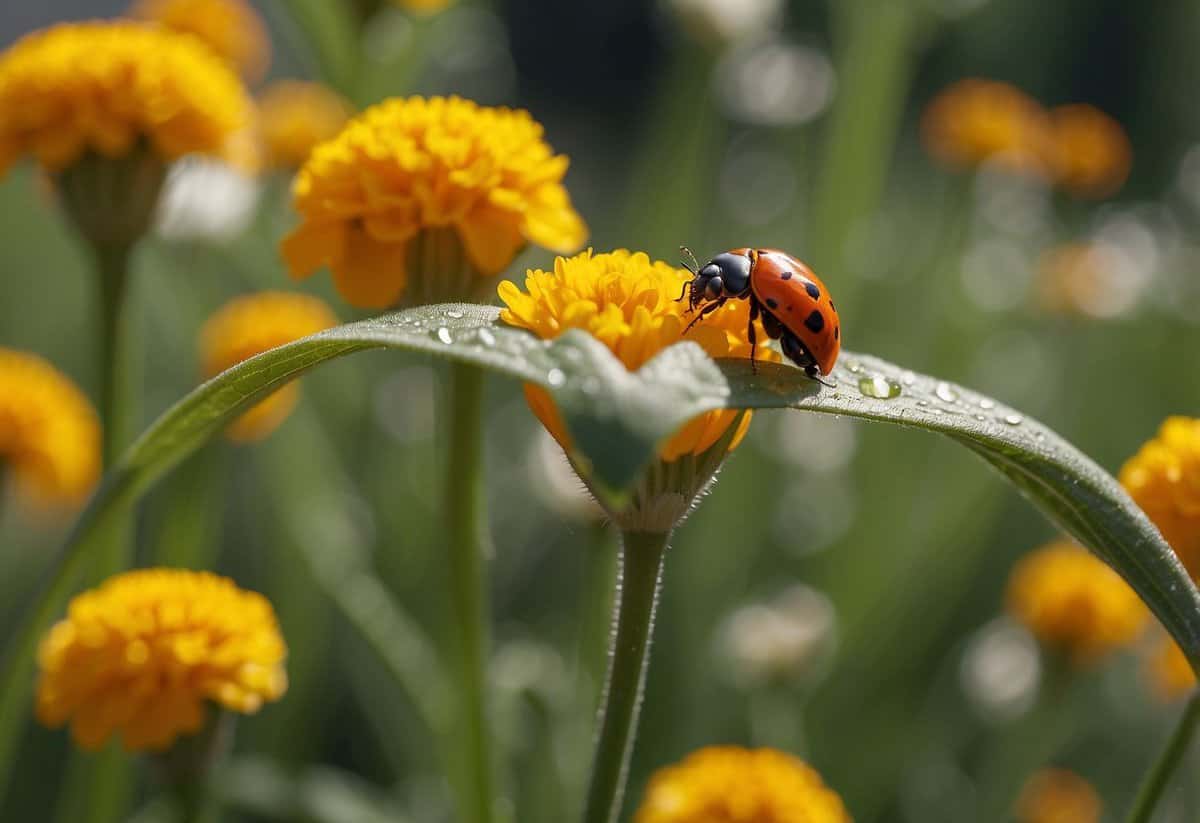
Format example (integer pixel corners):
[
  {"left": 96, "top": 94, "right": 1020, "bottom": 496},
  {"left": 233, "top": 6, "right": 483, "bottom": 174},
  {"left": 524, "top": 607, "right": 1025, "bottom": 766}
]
[
  {"left": 0, "top": 348, "right": 100, "bottom": 507},
  {"left": 1006, "top": 540, "right": 1146, "bottom": 664},
  {"left": 36, "top": 568, "right": 287, "bottom": 752},
  {"left": 921, "top": 78, "right": 1052, "bottom": 176},
  {"left": 1015, "top": 768, "right": 1101, "bottom": 823},
  {"left": 635, "top": 746, "right": 852, "bottom": 823},
  {"left": 257, "top": 81, "right": 353, "bottom": 170},
  {"left": 283, "top": 96, "right": 587, "bottom": 309},
  {"left": 1035, "top": 243, "right": 1143, "bottom": 319},
  {"left": 1119, "top": 417, "right": 1200, "bottom": 577},
  {"left": 0, "top": 21, "right": 251, "bottom": 176},
  {"left": 130, "top": 0, "right": 271, "bottom": 82},
  {"left": 1048, "top": 104, "right": 1131, "bottom": 199},
  {"left": 1145, "top": 636, "right": 1196, "bottom": 700},
  {"left": 499, "top": 248, "right": 769, "bottom": 463},
  {"left": 201, "top": 292, "right": 338, "bottom": 442}
]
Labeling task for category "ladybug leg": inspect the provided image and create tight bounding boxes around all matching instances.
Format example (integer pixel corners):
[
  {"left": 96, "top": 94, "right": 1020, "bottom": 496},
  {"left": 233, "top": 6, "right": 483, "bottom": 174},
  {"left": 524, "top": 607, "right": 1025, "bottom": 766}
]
[
  {"left": 747, "top": 301, "right": 758, "bottom": 373},
  {"left": 683, "top": 297, "right": 727, "bottom": 334},
  {"left": 675, "top": 279, "right": 692, "bottom": 304},
  {"left": 759, "top": 310, "right": 784, "bottom": 340}
]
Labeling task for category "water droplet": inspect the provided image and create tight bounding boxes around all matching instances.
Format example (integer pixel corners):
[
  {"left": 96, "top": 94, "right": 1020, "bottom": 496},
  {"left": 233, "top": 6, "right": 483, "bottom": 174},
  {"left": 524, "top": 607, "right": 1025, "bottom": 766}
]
[
  {"left": 935, "top": 382, "right": 959, "bottom": 403},
  {"left": 979, "top": 398, "right": 995, "bottom": 410},
  {"left": 974, "top": 414, "right": 987, "bottom": 421},
  {"left": 445, "top": 309, "right": 464, "bottom": 319},
  {"left": 435, "top": 327, "right": 453, "bottom": 345},
  {"left": 901, "top": 371, "right": 916, "bottom": 386},
  {"left": 917, "top": 400, "right": 930, "bottom": 407},
  {"left": 477, "top": 328, "right": 496, "bottom": 346},
  {"left": 848, "top": 361, "right": 863, "bottom": 374},
  {"left": 1003, "top": 414, "right": 1023, "bottom": 426},
  {"left": 547, "top": 368, "right": 566, "bottom": 387},
  {"left": 857, "top": 375, "right": 901, "bottom": 399}
]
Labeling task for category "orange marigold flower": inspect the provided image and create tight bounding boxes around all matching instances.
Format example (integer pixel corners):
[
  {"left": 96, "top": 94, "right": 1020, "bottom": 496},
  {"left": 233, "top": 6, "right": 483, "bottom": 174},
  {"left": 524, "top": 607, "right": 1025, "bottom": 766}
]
[
  {"left": 499, "top": 249, "right": 769, "bottom": 463},
  {"left": 201, "top": 292, "right": 338, "bottom": 442},
  {"left": 0, "top": 348, "right": 100, "bottom": 508},
  {"left": 282, "top": 96, "right": 587, "bottom": 309},
  {"left": 1119, "top": 417, "right": 1200, "bottom": 577},
  {"left": 1006, "top": 540, "right": 1146, "bottom": 664},
  {"left": 0, "top": 21, "right": 251, "bottom": 176},
  {"left": 1145, "top": 636, "right": 1196, "bottom": 700},
  {"left": 635, "top": 746, "right": 852, "bottom": 823},
  {"left": 1048, "top": 104, "right": 1131, "bottom": 199},
  {"left": 257, "top": 81, "right": 353, "bottom": 170},
  {"left": 130, "top": 0, "right": 271, "bottom": 82},
  {"left": 1015, "top": 768, "right": 1101, "bottom": 823},
  {"left": 921, "top": 78, "right": 1052, "bottom": 176},
  {"left": 36, "top": 568, "right": 287, "bottom": 752}
]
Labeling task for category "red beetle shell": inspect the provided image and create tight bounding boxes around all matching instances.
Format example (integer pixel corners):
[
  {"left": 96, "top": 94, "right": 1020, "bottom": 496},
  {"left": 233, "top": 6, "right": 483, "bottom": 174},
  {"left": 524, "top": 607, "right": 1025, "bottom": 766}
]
[{"left": 734, "top": 247, "right": 841, "bottom": 375}]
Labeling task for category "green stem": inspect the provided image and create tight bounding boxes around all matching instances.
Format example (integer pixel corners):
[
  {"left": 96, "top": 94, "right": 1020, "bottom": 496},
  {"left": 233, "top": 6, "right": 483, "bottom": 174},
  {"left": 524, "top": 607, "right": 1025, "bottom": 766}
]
[
  {"left": 96, "top": 242, "right": 130, "bottom": 468},
  {"left": 1125, "top": 691, "right": 1200, "bottom": 823},
  {"left": 582, "top": 530, "right": 670, "bottom": 823},
  {"left": 446, "top": 362, "right": 494, "bottom": 823}
]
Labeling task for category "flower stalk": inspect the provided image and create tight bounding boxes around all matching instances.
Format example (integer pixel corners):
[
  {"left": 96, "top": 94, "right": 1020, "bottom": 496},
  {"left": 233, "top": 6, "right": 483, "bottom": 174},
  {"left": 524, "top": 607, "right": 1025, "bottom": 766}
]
[
  {"left": 1124, "top": 690, "right": 1200, "bottom": 823},
  {"left": 445, "top": 361, "right": 495, "bottom": 823},
  {"left": 583, "top": 529, "right": 669, "bottom": 823}
]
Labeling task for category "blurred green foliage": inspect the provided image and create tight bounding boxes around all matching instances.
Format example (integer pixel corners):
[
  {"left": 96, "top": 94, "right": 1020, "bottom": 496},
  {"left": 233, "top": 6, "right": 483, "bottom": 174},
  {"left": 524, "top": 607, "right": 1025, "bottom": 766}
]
[{"left": 3, "top": 1, "right": 1200, "bottom": 822}]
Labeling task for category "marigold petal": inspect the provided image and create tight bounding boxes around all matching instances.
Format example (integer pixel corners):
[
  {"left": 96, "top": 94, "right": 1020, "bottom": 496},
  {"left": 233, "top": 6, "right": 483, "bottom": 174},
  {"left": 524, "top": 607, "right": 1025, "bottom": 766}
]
[
  {"left": 459, "top": 212, "right": 526, "bottom": 276},
  {"left": 332, "top": 226, "right": 409, "bottom": 309},
  {"left": 281, "top": 220, "right": 345, "bottom": 280}
]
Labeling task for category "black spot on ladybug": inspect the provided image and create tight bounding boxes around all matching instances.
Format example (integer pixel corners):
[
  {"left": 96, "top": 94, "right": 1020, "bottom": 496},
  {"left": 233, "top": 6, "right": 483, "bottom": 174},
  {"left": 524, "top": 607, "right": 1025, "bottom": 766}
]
[
  {"left": 780, "top": 270, "right": 793, "bottom": 280},
  {"left": 834, "top": 325, "right": 840, "bottom": 340},
  {"left": 765, "top": 297, "right": 779, "bottom": 310},
  {"left": 804, "top": 281, "right": 820, "bottom": 300},
  {"left": 804, "top": 310, "right": 825, "bottom": 333}
]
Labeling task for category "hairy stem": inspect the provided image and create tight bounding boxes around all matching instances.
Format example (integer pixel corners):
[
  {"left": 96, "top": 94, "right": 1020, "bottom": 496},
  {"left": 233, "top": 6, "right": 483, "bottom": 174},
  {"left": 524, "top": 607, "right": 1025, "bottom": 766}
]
[{"left": 582, "top": 530, "right": 669, "bottom": 823}]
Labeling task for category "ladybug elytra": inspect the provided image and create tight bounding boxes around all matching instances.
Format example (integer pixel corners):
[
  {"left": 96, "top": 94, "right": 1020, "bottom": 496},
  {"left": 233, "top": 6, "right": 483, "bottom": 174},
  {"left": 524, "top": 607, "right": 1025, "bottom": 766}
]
[{"left": 680, "top": 247, "right": 841, "bottom": 382}]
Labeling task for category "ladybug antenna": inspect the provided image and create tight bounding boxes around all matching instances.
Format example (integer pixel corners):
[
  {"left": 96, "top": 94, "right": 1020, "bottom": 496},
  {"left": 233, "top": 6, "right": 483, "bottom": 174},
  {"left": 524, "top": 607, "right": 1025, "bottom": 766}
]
[{"left": 679, "top": 245, "right": 700, "bottom": 275}]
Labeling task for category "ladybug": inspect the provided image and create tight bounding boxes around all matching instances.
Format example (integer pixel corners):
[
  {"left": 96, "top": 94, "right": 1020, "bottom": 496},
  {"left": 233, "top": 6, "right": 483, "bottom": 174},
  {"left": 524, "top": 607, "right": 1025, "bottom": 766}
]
[{"left": 679, "top": 247, "right": 840, "bottom": 383}]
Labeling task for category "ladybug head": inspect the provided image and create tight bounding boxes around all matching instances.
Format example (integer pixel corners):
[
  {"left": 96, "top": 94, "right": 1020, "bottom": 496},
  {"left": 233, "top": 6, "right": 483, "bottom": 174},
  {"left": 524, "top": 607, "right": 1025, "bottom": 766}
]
[{"left": 679, "top": 247, "right": 753, "bottom": 307}]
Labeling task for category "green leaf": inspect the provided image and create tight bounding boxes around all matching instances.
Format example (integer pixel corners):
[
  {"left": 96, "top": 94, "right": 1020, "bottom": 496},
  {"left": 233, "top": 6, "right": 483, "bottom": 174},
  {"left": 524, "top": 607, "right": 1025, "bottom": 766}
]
[{"left": 2, "top": 304, "right": 1197, "bottom": 802}]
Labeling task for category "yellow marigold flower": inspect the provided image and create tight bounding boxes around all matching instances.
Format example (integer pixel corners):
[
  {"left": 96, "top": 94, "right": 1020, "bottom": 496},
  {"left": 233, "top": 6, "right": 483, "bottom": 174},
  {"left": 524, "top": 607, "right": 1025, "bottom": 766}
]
[
  {"left": 1048, "top": 104, "right": 1131, "bottom": 199},
  {"left": 921, "top": 78, "right": 1052, "bottom": 176},
  {"left": 1006, "top": 540, "right": 1146, "bottom": 664},
  {"left": 0, "top": 348, "right": 100, "bottom": 507},
  {"left": 0, "top": 21, "right": 252, "bottom": 176},
  {"left": 36, "top": 568, "right": 287, "bottom": 752},
  {"left": 1145, "top": 636, "right": 1196, "bottom": 700},
  {"left": 1119, "top": 417, "right": 1200, "bottom": 577},
  {"left": 1015, "top": 768, "right": 1101, "bottom": 823},
  {"left": 635, "top": 746, "right": 852, "bottom": 823},
  {"left": 201, "top": 292, "right": 338, "bottom": 442},
  {"left": 258, "top": 81, "right": 353, "bottom": 170},
  {"left": 282, "top": 95, "right": 587, "bottom": 309},
  {"left": 130, "top": 0, "right": 271, "bottom": 82},
  {"left": 499, "top": 249, "right": 768, "bottom": 464}
]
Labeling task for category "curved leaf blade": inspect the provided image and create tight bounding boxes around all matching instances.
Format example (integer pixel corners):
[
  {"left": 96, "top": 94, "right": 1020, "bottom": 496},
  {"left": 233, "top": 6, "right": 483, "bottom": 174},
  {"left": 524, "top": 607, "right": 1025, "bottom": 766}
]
[{"left": 2, "top": 305, "right": 1197, "bottom": 802}]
